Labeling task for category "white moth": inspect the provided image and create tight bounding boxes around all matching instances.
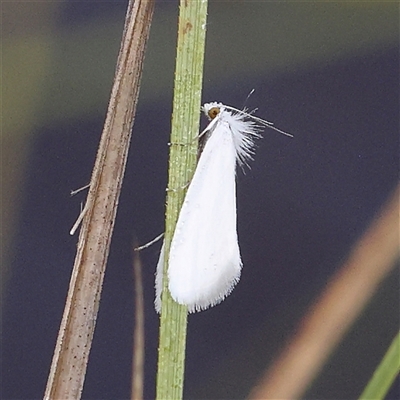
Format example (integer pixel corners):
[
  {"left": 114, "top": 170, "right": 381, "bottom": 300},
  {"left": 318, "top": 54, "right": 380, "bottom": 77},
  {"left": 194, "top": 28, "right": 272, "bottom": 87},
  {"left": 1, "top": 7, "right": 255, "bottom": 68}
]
[{"left": 155, "top": 102, "right": 292, "bottom": 313}]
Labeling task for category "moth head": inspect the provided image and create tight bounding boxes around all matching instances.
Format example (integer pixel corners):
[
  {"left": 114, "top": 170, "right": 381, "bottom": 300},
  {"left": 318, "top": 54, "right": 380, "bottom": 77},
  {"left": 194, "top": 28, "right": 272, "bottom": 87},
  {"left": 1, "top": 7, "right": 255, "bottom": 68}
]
[
  {"left": 202, "top": 102, "right": 224, "bottom": 121},
  {"left": 208, "top": 107, "right": 220, "bottom": 120}
]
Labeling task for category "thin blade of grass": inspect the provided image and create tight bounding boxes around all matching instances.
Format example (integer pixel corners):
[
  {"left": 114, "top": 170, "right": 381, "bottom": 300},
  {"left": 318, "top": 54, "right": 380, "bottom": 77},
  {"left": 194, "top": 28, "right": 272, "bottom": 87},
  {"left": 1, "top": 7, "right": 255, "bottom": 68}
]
[
  {"left": 249, "top": 185, "right": 400, "bottom": 400},
  {"left": 155, "top": 1, "right": 208, "bottom": 399},
  {"left": 131, "top": 243, "right": 145, "bottom": 400},
  {"left": 359, "top": 331, "right": 400, "bottom": 400},
  {"left": 44, "top": 1, "right": 154, "bottom": 398}
]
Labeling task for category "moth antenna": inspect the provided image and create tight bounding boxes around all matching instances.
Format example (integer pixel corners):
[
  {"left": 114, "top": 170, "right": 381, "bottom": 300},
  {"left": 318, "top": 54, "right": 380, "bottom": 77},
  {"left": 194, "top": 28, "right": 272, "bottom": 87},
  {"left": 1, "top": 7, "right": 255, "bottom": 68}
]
[
  {"left": 243, "top": 88, "right": 255, "bottom": 107},
  {"left": 223, "top": 105, "right": 293, "bottom": 138}
]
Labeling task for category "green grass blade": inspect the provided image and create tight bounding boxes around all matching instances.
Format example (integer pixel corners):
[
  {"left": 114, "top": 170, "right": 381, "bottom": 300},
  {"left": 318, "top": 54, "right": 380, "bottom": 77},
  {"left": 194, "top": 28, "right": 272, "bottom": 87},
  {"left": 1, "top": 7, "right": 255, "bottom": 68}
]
[
  {"left": 155, "top": 1, "right": 208, "bottom": 399},
  {"left": 359, "top": 331, "right": 400, "bottom": 400}
]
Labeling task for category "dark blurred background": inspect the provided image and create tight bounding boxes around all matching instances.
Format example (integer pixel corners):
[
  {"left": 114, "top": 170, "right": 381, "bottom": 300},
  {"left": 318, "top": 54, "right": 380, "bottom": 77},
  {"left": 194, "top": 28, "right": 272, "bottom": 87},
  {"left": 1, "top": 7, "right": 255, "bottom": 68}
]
[{"left": 2, "top": 2, "right": 399, "bottom": 399}]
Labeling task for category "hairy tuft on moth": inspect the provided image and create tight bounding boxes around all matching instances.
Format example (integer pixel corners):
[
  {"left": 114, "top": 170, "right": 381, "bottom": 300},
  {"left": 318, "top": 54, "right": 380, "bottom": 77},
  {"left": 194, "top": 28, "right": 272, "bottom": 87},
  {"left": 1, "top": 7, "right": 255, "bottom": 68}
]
[{"left": 155, "top": 101, "right": 292, "bottom": 313}]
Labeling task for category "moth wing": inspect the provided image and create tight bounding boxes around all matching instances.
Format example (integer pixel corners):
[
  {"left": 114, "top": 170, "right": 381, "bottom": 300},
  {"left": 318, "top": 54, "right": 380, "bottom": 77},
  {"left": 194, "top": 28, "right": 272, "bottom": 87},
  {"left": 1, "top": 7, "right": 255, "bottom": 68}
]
[
  {"left": 168, "top": 120, "right": 242, "bottom": 312},
  {"left": 154, "top": 242, "right": 165, "bottom": 313}
]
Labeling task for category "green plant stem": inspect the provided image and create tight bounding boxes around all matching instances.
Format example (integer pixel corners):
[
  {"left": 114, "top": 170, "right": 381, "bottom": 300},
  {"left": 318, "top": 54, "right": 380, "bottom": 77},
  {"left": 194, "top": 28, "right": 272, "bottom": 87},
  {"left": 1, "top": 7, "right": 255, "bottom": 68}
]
[
  {"left": 156, "top": 1, "right": 208, "bottom": 399},
  {"left": 359, "top": 331, "right": 400, "bottom": 400}
]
